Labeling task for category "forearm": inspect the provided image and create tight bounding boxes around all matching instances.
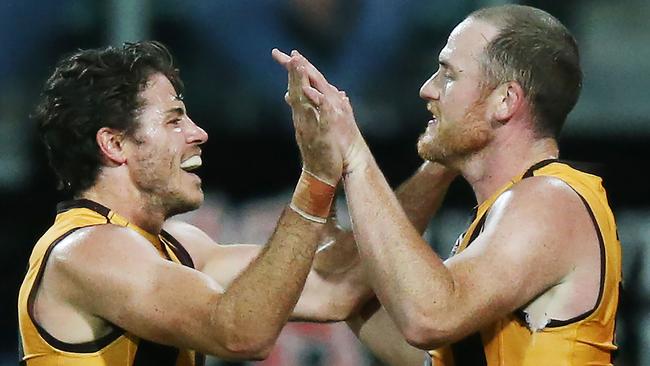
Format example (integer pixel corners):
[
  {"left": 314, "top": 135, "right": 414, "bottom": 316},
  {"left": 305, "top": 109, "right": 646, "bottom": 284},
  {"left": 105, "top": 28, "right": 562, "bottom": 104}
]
[
  {"left": 291, "top": 260, "right": 372, "bottom": 322},
  {"left": 303, "top": 160, "right": 457, "bottom": 322},
  {"left": 212, "top": 208, "right": 321, "bottom": 355},
  {"left": 396, "top": 161, "right": 457, "bottom": 233},
  {"left": 313, "top": 161, "right": 456, "bottom": 274},
  {"left": 344, "top": 144, "right": 455, "bottom": 338}
]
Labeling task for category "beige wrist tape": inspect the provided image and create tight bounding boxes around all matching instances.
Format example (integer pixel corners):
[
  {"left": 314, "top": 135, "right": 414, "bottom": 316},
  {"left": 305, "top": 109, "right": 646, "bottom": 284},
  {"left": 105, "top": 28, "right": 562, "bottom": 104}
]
[{"left": 290, "top": 169, "right": 336, "bottom": 223}]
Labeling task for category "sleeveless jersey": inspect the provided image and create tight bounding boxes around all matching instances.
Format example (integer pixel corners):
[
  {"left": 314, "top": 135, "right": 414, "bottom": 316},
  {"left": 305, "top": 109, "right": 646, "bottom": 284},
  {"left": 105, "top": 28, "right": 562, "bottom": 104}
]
[
  {"left": 426, "top": 160, "right": 621, "bottom": 366},
  {"left": 18, "top": 199, "right": 205, "bottom": 366}
]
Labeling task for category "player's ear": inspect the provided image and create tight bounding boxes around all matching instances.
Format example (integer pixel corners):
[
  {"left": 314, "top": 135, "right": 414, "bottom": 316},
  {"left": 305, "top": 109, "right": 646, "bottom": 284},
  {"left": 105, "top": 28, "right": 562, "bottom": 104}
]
[
  {"left": 492, "top": 81, "right": 525, "bottom": 123},
  {"left": 96, "top": 127, "right": 128, "bottom": 165}
]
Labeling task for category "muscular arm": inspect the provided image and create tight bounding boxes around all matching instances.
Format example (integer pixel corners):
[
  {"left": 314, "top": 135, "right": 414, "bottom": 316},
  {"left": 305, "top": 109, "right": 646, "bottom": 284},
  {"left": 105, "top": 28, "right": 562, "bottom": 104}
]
[
  {"left": 313, "top": 162, "right": 456, "bottom": 273},
  {"left": 51, "top": 207, "right": 323, "bottom": 360},
  {"left": 294, "top": 162, "right": 456, "bottom": 322},
  {"left": 160, "top": 163, "right": 455, "bottom": 328},
  {"left": 343, "top": 147, "right": 597, "bottom": 348},
  {"left": 342, "top": 163, "right": 455, "bottom": 364},
  {"left": 163, "top": 219, "right": 365, "bottom": 323}
]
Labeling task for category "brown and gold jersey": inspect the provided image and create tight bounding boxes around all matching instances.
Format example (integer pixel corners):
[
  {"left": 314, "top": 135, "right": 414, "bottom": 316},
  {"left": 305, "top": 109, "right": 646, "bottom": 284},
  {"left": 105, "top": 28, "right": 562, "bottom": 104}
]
[
  {"left": 427, "top": 160, "right": 621, "bottom": 366},
  {"left": 18, "top": 199, "right": 204, "bottom": 366}
]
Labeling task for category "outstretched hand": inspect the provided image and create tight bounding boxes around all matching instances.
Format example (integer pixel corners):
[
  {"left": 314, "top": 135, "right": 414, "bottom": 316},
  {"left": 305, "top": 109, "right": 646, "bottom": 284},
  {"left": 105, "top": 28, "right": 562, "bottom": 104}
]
[
  {"left": 272, "top": 49, "right": 366, "bottom": 175},
  {"left": 273, "top": 49, "right": 341, "bottom": 185}
]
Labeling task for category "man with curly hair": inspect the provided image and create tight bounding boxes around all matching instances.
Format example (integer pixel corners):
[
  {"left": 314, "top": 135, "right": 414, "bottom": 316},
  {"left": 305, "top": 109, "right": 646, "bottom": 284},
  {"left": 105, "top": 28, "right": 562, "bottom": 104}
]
[{"left": 18, "top": 41, "right": 374, "bottom": 365}]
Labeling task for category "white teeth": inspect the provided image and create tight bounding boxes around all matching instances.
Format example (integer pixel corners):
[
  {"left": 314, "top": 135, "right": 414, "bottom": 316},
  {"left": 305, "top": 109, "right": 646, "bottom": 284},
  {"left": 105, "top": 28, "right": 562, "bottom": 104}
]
[{"left": 180, "top": 155, "right": 202, "bottom": 171}]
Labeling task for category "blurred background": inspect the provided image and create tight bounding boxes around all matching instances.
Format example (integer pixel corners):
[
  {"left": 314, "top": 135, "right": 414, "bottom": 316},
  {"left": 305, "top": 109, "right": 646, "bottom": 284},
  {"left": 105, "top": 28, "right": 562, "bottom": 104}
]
[{"left": 1, "top": 0, "right": 649, "bottom": 365}]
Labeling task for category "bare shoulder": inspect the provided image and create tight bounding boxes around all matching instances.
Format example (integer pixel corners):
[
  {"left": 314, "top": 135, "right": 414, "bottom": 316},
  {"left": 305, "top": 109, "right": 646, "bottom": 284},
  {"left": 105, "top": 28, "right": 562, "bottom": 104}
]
[
  {"left": 45, "top": 224, "right": 162, "bottom": 305},
  {"left": 51, "top": 224, "right": 160, "bottom": 270},
  {"left": 488, "top": 175, "right": 589, "bottom": 228},
  {"left": 479, "top": 174, "right": 598, "bottom": 276},
  {"left": 442, "top": 175, "right": 600, "bottom": 322}
]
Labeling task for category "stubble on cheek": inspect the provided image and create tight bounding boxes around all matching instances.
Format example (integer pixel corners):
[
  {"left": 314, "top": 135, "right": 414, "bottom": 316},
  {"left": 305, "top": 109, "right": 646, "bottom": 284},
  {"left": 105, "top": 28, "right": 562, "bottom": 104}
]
[
  {"left": 417, "top": 97, "right": 493, "bottom": 163},
  {"left": 446, "top": 115, "right": 492, "bottom": 154},
  {"left": 130, "top": 139, "right": 175, "bottom": 194}
]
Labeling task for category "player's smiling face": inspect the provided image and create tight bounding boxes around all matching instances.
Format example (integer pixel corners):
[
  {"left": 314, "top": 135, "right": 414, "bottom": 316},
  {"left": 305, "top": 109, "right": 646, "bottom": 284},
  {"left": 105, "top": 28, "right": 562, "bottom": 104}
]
[{"left": 125, "top": 73, "right": 208, "bottom": 217}]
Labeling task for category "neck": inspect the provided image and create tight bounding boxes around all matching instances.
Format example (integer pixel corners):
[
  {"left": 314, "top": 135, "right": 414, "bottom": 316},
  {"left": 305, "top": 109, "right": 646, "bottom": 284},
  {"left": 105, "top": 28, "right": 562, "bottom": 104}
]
[
  {"left": 458, "top": 136, "right": 559, "bottom": 205},
  {"left": 80, "top": 178, "right": 167, "bottom": 235}
]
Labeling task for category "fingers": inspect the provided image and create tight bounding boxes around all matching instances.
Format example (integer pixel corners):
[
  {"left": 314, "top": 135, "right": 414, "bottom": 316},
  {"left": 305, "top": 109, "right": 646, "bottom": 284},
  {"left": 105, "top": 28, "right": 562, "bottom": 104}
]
[
  {"left": 274, "top": 48, "right": 337, "bottom": 95},
  {"left": 299, "top": 66, "right": 323, "bottom": 106},
  {"left": 287, "top": 62, "right": 321, "bottom": 127},
  {"left": 293, "top": 51, "right": 343, "bottom": 98},
  {"left": 286, "top": 58, "right": 310, "bottom": 106},
  {"left": 275, "top": 48, "right": 347, "bottom": 116},
  {"left": 339, "top": 91, "right": 353, "bottom": 112},
  {"left": 291, "top": 51, "right": 332, "bottom": 94},
  {"left": 271, "top": 48, "right": 291, "bottom": 68},
  {"left": 302, "top": 85, "right": 322, "bottom": 106},
  {"left": 287, "top": 58, "right": 302, "bottom": 96}
]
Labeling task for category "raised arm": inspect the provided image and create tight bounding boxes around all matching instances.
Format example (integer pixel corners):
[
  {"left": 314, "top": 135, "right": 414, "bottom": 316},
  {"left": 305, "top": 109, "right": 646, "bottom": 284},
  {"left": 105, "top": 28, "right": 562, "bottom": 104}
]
[
  {"left": 343, "top": 157, "right": 594, "bottom": 348},
  {"left": 337, "top": 162, "right": 456, "bottom": 363},
  {"left": 291, "top": 161, "right": 457, "bottom": 323},
  {"left": 271, "top": 50, "right": 457, "bottom": 362},
  {"left": 273, "top": 48, "right": 456, "bottom": 271},
  {"left": 286, "top": 50, "right": 595, "bottom": 351}
]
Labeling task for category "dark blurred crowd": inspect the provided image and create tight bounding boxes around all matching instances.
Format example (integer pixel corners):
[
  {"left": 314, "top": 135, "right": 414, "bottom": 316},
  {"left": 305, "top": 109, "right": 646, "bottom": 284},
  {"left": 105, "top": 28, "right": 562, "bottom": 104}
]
[{"left": 1, "top": 1, "right": 649, "bottom": 365}]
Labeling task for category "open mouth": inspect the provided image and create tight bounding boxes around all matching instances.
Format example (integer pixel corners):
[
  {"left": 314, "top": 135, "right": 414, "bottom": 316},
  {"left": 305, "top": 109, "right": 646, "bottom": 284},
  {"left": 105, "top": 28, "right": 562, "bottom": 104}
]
[
  {"left": 426, "top": 103, "right": 440, "bottom": 127},
  {"left": 180, "top": 155, "right": 202, "bottom": 172}
]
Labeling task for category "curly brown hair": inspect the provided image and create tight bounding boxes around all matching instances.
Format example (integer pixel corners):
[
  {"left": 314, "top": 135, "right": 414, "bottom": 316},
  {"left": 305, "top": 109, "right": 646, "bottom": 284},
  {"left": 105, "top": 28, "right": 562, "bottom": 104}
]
[{"left": 34, "top": 41, "right": 183, "bottom": 195}]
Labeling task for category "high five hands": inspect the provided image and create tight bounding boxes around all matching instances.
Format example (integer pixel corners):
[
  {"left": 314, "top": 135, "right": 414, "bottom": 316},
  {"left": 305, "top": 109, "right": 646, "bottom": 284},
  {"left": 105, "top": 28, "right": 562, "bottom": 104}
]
[{"left": 272, "top": 49, "right": 367, "bottom": 181}]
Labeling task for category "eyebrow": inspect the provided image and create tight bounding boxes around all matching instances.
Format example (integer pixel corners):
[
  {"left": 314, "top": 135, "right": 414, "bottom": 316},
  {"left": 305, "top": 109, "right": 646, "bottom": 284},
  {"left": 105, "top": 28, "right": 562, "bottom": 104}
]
[
  {"left": 165, "top": 107, "right": 186, "bottom": 116},
  {"left": 439, "top": 58, "right": 463, "bottom": 74},
  {"left": 439, "top": 57, "right": 453, "bottom": 71}
]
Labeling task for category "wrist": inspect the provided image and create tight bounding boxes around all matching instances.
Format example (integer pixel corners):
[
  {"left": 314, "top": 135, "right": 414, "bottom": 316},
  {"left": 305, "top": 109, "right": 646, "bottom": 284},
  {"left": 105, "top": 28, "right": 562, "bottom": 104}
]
[
  {"left": 290, "top": 169, "right": 337, "bottom": 224},
  {"left": 301, "top": 162, "right": 340, "bottom": 187},
  {"left": 343, "top": 139, "right": 370, "bottom": 176}
]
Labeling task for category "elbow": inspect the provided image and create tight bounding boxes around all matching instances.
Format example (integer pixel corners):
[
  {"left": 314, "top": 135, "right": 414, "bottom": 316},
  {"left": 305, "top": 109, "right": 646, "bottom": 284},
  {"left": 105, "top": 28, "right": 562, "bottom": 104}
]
[
  {"left": 219, "top": 335, "right": 274, "bottom": 361},
  {"left": 403, "top": 324, "right": 451, "bottom": 350},
  {"left": 400, "top": 307, "right": 456, "bottom": 350},
  {"left": 209, "top": 297, "right": 276, "bottom": 360},
  {"left": 213, "top": 317, "right": 275, "bottom": 360}
]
